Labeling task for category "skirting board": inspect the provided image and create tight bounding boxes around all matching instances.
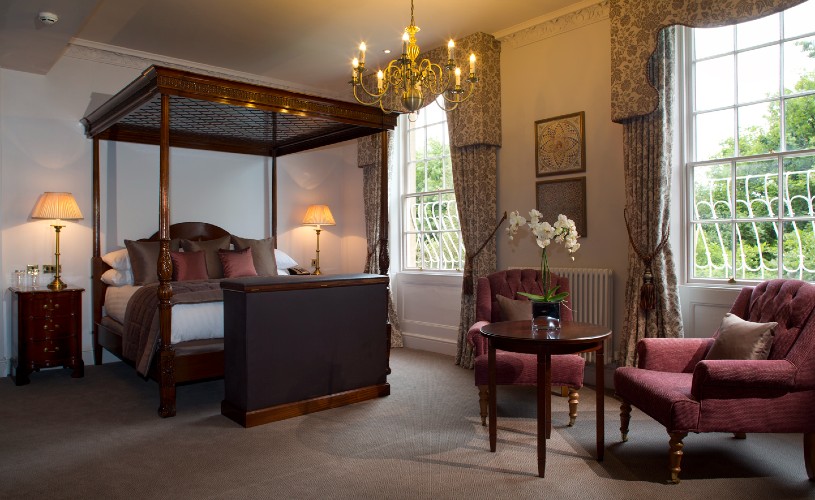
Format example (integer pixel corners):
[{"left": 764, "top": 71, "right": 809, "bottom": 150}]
[
  {"left": 221, "top": 383, "right": 391, "bottom": 428},
  {"left": 401, "top": 332, "right": 457, "bottom": 357}
]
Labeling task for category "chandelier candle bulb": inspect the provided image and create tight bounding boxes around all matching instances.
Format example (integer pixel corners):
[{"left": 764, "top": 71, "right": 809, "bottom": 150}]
[
  {"left": 455, "top": 67, "right": 461, "bottom": 87},
  {"left": 447, "top": 39, "right": 455, "bottom": 61},
  {"left": 377, "top": 70, "right": 384, "bottom": 92},
  {"left": 402, "top": 32, "right": 409, "bottom": 55},
  {"left": 469, "top": 53, "right": 476, "bottom": 75},
  {"left": 359, "top": 42, "right": 366, "bottom": 64}
]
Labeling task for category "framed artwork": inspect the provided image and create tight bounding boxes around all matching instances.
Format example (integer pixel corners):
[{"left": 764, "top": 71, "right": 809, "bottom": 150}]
[
  {"left": 534, "top": 111, "right": 586, "bottom": 177},
  {"left": 535, "top": 177, "right": 587, "bottom": 237}
]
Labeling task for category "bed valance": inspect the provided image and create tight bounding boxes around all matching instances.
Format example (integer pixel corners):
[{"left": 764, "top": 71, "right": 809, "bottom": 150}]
[{"left": 610, "top": 0, "right": 806, "bottom": 123}]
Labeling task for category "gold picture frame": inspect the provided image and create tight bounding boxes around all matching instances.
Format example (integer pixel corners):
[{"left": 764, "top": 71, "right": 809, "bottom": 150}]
[
  {"left": 534, "top": 111, "right": 586, "bottom": 177},
  {"left": 535, "top": 177, "right": 587, "bottom": 237}
]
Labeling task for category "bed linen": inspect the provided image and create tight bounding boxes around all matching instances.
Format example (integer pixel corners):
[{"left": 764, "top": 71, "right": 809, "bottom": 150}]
[{"left": 105, "top": 285, "right": 224, "bottom": 345}]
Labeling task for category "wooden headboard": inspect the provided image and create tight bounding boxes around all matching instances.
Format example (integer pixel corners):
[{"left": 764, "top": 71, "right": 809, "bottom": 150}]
[{"left": 91, "top": 222, "right": 231, "bottom": 327}]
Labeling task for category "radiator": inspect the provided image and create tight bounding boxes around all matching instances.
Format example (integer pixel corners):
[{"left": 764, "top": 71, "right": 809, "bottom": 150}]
[
  {"left": 549, "top": 267, "right": 613, "bottom": 365},
  {"left": 511, "top": 267, "right": 614, "bottom": 364}
]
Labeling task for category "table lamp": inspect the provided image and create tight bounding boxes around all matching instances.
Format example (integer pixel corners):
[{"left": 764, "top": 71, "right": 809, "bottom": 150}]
[
  {"left": 31, "top": 192, "right": 83, "bottom": 290},
  {"left": 302, "top": 204, "right": 335, "bottom": 275}
]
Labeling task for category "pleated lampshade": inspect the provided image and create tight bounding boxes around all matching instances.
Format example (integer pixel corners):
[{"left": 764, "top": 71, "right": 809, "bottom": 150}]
[
  {"left": 31, "top": 192, "right": 84, "bottom": 220},
  {"left": 302, "top": 204, "right": 335, "bottom": 227}
]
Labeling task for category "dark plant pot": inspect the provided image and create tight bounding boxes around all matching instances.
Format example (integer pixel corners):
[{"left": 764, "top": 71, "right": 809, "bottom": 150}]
[{"left": 532, "top": 301, "right": 561, "bottom": 321}]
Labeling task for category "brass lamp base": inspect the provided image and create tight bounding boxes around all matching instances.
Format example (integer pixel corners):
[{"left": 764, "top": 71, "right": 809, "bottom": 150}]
[{"left": 47, "top": 277, "right": 67, "bottom": 291}]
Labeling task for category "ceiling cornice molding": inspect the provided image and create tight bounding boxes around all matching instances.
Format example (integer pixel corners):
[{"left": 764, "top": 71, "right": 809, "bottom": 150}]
[
  {"left": 64, "top": 39, "right": 349, "bottom": 102},
  {"left": 496, "top": 0, "right": 609, "bottom": 50}
]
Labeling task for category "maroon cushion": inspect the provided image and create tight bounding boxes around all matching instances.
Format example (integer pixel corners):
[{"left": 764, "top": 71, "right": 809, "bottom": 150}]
[
  {"left": 473, "top": 352, "right": 584, "bottom": 388},
  {"left": 218, "top": 247, "right": 258, "bottom": 278},
  {"left": 170, "top": 250, "right": 208, "bottom": 281}
]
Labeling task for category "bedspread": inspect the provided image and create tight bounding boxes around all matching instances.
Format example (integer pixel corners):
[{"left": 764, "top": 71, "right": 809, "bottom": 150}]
[{"left": 122, "top": 280, "right": 223, "bottom": 376}]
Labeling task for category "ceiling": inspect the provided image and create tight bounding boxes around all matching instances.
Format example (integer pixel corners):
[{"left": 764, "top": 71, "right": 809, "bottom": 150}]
[{"left": 1, "top": 0, "right": 589, "bottom": 97}]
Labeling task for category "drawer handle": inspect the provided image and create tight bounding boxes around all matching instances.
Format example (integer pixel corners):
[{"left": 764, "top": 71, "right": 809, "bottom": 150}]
[
  {"left": 43, "top": 346, "right": 60, "bottom": 353},
  {"left": 54, "top": 303, "right": 60, "bottom": 309},
  {"left": 42, "top": 304, "right": 49, "bottom": 309}
]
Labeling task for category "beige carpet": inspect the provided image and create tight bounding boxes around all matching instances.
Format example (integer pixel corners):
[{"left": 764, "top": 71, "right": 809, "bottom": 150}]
[{"left": 1, "top": 348, "right": 812, "bottom": 499}]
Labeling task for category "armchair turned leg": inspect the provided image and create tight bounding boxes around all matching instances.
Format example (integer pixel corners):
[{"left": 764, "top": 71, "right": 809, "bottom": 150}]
[
  {"left": 560, "top": 385, "right": 569, "bottom": 397},
  {"left": 568, "top": 388, "right": 579, "bottom": 426},
  {"left": 478, "top": 385, "right": 489, "bottom": 426},
  {"left": 805, "top": 433, "right": 815, "bottom": 481},
  {"left": 669, "top": 432, "right": 688, "bottom": 484},
  {"left": 620, "top": 401, "right": 631, "bottom": 442}
]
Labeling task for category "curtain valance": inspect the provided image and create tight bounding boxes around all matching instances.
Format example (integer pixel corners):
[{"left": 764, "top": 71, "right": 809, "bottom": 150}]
[{"left": 610, "top": 0, "right": 807, "bottom": 123}]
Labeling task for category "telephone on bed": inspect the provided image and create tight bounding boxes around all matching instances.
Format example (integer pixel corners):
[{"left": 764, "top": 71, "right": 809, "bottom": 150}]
[{"left": 288, "top": 266, "right": 311, "bottom": 275}]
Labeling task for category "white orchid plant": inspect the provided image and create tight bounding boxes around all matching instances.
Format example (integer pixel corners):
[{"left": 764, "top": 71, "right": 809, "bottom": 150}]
[{"left": 507, "top": 210, "right": 581, "bottom": 303}]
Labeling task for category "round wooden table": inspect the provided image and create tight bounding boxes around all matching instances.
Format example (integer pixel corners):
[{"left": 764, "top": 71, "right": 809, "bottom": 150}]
[{"left": 480, "top": 320, "right": 611, "bottom": 477}]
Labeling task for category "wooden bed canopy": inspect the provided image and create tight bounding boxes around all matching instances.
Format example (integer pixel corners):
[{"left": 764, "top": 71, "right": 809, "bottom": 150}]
[{"left": 81, "top": 65, "right": 396, "bottom": 417}]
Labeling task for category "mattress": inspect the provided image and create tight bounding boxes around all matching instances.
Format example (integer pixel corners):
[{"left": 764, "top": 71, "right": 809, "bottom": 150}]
[{"left": 104, "top": 285, "right": 223, "bottom": 344}]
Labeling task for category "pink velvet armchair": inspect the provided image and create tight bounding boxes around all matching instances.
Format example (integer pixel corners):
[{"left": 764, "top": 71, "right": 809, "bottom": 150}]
[
  {"left": 466, "top": 269, "right": 586, "bottom": 426},
  {"left": 614, "top": 279, "right": 815, "bottom": 483}
]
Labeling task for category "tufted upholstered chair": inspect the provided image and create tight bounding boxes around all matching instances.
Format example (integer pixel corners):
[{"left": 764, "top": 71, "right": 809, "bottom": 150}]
[
  {"left": 615, "top": 279, "right": 815, "bottom": 483},
  {"left": 466, "top": 269, "right": 586, "bottom": 426}
]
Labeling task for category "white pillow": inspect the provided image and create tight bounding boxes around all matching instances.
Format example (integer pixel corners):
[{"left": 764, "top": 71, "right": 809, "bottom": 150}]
[
  {"left": 102, "top": 248, "right": 131, "bottom": 271},
  {"left": 101, "top": 268, "right": 134, "bottom": 286},
  {"left": 274, "top": 249, "right": 298, "bottom": 270}
]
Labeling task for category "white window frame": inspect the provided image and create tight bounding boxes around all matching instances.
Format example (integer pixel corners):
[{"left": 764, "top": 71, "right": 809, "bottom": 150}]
[
  {"left": 682, "top": 9, "right": 815, "bottom": 286},
  {"left": 397, "top": 108, "right": 463, "bottom": 274}
]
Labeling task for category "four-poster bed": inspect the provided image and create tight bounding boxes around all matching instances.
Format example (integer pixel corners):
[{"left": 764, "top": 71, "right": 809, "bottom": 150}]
[{"left": 81, "top": 66, "right": 396, "bottom": 417}]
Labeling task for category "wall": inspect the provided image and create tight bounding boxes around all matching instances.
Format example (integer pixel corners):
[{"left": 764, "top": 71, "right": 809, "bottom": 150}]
[
  {"left": 398, "top": 4, "right": 631, "bottom": 361},
  {"left": 0, "top": 53, "right": 364, "bottom": 375}
]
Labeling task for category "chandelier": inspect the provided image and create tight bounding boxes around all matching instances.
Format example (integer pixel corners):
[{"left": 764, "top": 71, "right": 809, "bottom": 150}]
[{"left": 350, "top": 0, "right": 478, "bottom": 113}]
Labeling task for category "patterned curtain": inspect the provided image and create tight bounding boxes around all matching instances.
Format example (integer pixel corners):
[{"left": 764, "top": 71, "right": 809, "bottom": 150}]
[
  {"left": 610, "top": 0, "right": 807, "bottom": 122},
  {"left": 618, "top": 27, "right": 682, "bottom": 366},
  {"left": 359, "top": 132, "right": 403, "bottom": 348},
  {"left": 445, "top": 33, "right": 502, "bottom": 369},
  {"left": 611, "top": 0, "right": 807, "bottom": 365}
]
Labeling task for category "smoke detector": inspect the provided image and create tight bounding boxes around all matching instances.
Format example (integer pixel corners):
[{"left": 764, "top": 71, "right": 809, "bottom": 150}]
[{"left": 38, "top": 12, "right": 59, "bottom": 25}]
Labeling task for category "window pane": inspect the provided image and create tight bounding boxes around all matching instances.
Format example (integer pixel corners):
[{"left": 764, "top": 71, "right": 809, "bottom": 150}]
[
  {"left": 423, "top": 102, "right": 446, "bottom": 125},
  {"left": 695, "top": 56, "right": 734, "bottom": 110},
  {"left": 784, "top": 154, "right": 815, "bottom": 217},
  {"left": 737, "top": 101, "right": 779, "bottom": 156},
  {"left": 783, "top": 37, "right": 815, "bottom": 95},
  {"left": 421, "top": 232, "right": 440, "bottom": 269},
  {"left": 408, "top": 127, "right": 425, "bottom": 163},
  {"left": 693, "top": 164, "right": 732, "bottom": 220},
  {"left": 413, "top": 160, "right": 426, "bottom": 193},
  {"left": 735, "top": 159, "right": 778, "bottom": 218},
  {"left": 403, "top": 232, "right": 420, "bottom": 269},
  {"left": 694, "top": 25, "right": 733, "bottom": 59},
  {"left": 737, "top": 46, "right": 779, "bottom": 103},
  {"left": 784, "top": 1, "right": 815, "bottom": 38},
  {"left": 439, "top": 193, "right": 459, "bottom": 230},
  {"left": 736, "top": 221, "right": 778, "bottom": 279},
  {"left": 694, "top": 222, "right": 733, "bottom": 279},
  {"left": 405, "top": 196, "right": 421, "bottom": 231},
  {"left": 443, "top": 156, "right": 453, "bottom": 190},
  {"left": 695, "top": 109, "right": 734, "bottom": 160},
  {"left": 784, "top": 94, "right": 815, "bottom": 151},
  {"left": 782, "top": 221, "right": 815, "bottom": 280},
  {"left": 440, "top": 231, "right": 463, "bottom": 270},
  {"left": 736, "top": 13, "right": 779, "bottom": 50}
]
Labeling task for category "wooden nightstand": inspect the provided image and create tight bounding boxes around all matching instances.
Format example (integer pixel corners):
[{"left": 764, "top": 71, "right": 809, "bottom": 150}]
[{"left": 10, "top": 286, "right": 84, "bottom": 385}]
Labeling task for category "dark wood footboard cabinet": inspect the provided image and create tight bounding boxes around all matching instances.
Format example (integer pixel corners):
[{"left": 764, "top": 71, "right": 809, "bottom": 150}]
[
  {"left": 10, "top": 286, "right": 84, "bottom": 385},
  {"left": 220, "top": 274, "right": 390, "bottom": 427}
]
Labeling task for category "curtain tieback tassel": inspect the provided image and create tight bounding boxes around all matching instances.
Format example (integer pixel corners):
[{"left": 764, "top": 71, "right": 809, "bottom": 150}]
[{"left": 639, "top": 267, "right": 656, "bottom": 311}]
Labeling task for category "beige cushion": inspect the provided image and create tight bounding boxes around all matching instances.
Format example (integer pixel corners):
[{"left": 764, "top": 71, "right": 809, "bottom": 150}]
[
  {"left": 496, "top": 295, "right": 532, "bottom": 321},
  {"left": 231, "top": 235, "right": 277, "bottom": 276},
  {"left": 124, "top": 239, "right": 182, "bottom": 285},
  {"left": 180, "top": 235, "right": 231, "bottom": 279},
  {"left": 706, "top": 313, "right": 777, "bottom": 360}
]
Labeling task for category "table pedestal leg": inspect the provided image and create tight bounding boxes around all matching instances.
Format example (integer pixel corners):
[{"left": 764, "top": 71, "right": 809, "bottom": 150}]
[
  {"left": 489, "top": 342, "right": 497, "bottom": 452},
  {"left": 537, "top": 351, "right": 549, "bottom": 477},
  {"left": 596, "top": 346, "right": 605, "bottom": 461}
]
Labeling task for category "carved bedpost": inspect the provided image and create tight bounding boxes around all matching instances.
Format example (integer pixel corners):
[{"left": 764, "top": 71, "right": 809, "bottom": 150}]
[
  {"left": 157, "top": 93, "right": 176, "bottom": 418},
  {"left": 92, "top": 136, "right": 103, "bottom": 365}
]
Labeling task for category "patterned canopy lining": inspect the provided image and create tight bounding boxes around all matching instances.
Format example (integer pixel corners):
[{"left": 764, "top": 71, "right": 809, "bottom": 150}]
[{"left": 119, "top": 94, "right": 353, "bottom": 146}]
